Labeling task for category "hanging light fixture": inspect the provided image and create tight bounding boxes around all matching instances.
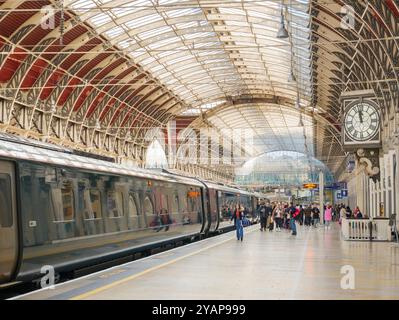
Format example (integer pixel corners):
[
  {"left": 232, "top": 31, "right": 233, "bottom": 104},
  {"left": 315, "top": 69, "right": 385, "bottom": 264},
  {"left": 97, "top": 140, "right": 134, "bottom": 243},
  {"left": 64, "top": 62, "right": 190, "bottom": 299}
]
[
  {"left": 276, "top": 1, "right": 289, "bottom": 39},
  {"left": 288, "top": 69, "right": 296, "bottom": 82},
  {"left": 95, "top": 119, "right": 101, "bottom": 130},
  {"left": 295, "top": 93, "right": 301, "bottom": 108},
  {"left": 298, "top": 114, "right": 304, "bottom": 127}
]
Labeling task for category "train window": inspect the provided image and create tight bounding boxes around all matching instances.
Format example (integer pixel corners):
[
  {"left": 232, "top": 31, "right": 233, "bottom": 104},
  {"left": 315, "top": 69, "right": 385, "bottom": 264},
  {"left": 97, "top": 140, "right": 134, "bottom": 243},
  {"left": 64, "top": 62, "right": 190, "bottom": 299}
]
[
  {"left": 0, "top": 174, "right": 12, "bottom": 227},
  {"left": 128, "top": 193, "right": 138, "bottom": 217},
  {"left": 51, "top": 181, "right": 75, "bottom": 222},
  {"left": 62, "top": 182, "right": 75, "bottom": 221},
  {"left": 107, "top": 191, "right": 124, "bottom": 218},
  {"left": 143, "top": 195, "right": 154, "bottom": 216},
  {"left": 90, "top": 190, "right": 102, "bottom": 218},
  {"left": 171, "top": 194, "right": 179, "bottom": 214},
  {"left": 84, "top": 189, "right": 102, "bottom": 220}
]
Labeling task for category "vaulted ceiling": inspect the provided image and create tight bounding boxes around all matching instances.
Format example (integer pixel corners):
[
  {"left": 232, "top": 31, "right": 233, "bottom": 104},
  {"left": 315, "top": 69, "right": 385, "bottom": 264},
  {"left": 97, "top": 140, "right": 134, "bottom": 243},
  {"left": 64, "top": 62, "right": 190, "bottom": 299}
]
[{"left": 0, "top": 0, "right": 397, "bottom": 176}]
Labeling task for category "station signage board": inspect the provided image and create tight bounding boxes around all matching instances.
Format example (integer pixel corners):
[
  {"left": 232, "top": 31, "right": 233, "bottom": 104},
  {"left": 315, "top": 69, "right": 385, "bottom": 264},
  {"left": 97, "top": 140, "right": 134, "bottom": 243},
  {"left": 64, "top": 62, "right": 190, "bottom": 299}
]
[{"left": 303, "top": 183, "right": 318, "bottom": 189}]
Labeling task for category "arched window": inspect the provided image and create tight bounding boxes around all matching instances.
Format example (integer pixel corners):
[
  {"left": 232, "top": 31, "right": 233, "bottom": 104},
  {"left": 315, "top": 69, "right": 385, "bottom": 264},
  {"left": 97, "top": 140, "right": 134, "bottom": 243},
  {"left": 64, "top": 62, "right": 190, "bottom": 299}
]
[
  {"left": 128, "top": 193, "right": 139, "bottom": 217},
  {"left": 145, "top": 140, "right": 168, "bottom": 169},
  {"left": 107, "top": 191, "right": 124, "bottom": 218},
  {"left": 143, "top": 195, "right": 154, "bottom": 216},
  {"left": 171, "top": 193, "right": 179, "bottom": 214},
  {"left": 83, "top": 189, "right": 102, "bottom": 220}
]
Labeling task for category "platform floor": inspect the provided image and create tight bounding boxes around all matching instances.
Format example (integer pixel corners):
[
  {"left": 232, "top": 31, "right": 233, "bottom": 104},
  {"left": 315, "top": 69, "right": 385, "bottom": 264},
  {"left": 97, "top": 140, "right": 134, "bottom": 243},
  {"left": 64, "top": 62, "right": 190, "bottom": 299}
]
[{"left": 12, "top": 223, "right": 399, "bottom": 300}]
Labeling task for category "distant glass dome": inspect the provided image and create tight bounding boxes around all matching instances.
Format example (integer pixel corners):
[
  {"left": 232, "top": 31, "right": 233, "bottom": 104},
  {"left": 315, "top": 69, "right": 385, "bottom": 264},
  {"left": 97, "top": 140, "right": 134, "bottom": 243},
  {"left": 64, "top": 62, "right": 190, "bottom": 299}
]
[{"left": 235, "top": 151, "right": 334, "bottom": 187}]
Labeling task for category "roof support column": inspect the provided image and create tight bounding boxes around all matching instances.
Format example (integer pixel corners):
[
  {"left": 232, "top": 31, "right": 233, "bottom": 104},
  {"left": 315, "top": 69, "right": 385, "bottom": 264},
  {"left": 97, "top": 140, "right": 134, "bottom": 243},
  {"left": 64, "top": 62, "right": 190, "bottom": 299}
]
[{"left": 319, "top": 170, "right": 324, "bottom": 225}]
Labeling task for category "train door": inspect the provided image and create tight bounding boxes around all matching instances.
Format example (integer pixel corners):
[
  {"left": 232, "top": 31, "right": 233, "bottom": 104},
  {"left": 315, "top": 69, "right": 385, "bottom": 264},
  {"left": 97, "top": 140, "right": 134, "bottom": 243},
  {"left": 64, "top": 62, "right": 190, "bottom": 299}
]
[{"left": 0, "top": 161, "right": 18, "bottom": 284}]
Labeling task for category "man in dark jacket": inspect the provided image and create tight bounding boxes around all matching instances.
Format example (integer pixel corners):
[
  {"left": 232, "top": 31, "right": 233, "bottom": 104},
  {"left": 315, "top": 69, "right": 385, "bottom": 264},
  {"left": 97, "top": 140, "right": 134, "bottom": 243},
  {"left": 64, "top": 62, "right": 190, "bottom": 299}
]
[
  {"left": 259, "top": 203, "right": 267, "bottom": 231},
  {"left": 304, "top": 205, "right": 312, "bottom": 226}
]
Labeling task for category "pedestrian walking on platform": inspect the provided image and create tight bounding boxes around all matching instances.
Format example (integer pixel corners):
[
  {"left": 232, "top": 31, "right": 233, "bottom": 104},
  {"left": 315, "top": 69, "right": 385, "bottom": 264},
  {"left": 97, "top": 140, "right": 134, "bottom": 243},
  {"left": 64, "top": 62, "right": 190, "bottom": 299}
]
[
  {"left": 324, "top": 204, "right": 332, "bottom": 229},
  {"left": 259, "top": 203, "right": 267, "bottom": 231},
  {"left": 312, "top": 205, "right": 320, "bottom": 227},
  {"left": 272, "top": 203, "right": 283, "bottom": 232},
  {"left": 304, "top": 205, "right": 312, "bottom": 226},
  {"left": 231, "top": 204, "right": 244, "bottom": 241},
  {"left": 288, "top": 203, "right": 298, "bottom": 236}
]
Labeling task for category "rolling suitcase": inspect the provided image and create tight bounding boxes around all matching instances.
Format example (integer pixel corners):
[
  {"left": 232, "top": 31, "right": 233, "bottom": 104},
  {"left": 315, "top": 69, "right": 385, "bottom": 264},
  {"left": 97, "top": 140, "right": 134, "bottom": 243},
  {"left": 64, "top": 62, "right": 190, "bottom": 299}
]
[{"left": 268, "top": 221, "right": 274, "bottom": 231}]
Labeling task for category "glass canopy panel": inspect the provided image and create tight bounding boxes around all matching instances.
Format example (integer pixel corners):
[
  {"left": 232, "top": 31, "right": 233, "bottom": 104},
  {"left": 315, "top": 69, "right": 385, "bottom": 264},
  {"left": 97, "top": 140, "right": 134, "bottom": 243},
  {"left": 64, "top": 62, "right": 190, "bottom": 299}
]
[
  {"left": 234, "top": 151, "right": 335, "bottom": 187},
  {"left": 68, "top": 0, "right": 312, "bottom": 110},
  {"left": 201, "top": 103, "right": 314, "bottom": 161}
]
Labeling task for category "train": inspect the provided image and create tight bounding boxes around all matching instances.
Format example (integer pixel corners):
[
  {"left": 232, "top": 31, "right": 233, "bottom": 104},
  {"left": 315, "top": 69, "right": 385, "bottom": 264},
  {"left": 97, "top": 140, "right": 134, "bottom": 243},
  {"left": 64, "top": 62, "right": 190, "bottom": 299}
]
[{"left": 0, "top": 133, "right": 262, "bottom": 286}]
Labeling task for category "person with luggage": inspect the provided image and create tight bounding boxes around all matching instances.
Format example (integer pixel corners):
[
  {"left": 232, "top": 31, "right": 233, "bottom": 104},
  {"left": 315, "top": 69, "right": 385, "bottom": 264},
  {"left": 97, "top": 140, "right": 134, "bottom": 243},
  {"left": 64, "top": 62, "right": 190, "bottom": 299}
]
[
  {"left": 264, "top": 201, "right": 273, "bottom": 231},
  {"left": 231, "top": 204, "right": 244, "bottom": 241}
]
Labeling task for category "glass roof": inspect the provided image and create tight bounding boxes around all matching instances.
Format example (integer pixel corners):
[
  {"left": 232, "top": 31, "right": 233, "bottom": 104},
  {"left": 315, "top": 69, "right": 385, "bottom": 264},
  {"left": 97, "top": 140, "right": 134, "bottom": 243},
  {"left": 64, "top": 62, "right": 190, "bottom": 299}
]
[
  {"left": 67, "top": 0, "right": 312, "bottom": 111},
  {"left": 235, "top": 151, "right": 335, "bottom": 187},
  {"left": 200, "top": 103, "right": 314, "bottom": 160}
]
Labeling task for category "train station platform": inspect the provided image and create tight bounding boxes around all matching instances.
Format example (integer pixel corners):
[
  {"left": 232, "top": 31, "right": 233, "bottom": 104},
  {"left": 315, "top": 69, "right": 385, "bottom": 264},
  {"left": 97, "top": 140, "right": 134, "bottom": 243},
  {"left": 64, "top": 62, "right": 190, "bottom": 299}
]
[{"left": 12, "top": 224, "right": 399, "bottom": 300}]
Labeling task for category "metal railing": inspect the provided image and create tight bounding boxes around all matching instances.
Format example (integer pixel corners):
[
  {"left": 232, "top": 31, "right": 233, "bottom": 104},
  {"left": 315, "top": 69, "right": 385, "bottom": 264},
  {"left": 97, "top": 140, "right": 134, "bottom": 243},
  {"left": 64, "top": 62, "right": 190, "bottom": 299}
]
[{"left": 341, "top": 218, "right": 391, "bottom": 241}]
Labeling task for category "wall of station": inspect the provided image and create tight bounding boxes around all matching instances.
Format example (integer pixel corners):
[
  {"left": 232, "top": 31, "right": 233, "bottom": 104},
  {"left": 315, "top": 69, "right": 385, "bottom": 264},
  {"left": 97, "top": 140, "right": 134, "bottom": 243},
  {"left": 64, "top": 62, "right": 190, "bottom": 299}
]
[{"left": 347, "top": 149, "right": 397, "bottom": 222}]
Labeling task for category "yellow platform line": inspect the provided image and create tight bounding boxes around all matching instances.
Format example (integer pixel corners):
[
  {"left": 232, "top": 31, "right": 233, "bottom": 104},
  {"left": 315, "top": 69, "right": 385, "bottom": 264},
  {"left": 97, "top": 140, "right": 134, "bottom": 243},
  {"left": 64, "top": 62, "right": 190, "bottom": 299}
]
[{"left": 70, "top": 227, "right": 256, "bottom": 300}]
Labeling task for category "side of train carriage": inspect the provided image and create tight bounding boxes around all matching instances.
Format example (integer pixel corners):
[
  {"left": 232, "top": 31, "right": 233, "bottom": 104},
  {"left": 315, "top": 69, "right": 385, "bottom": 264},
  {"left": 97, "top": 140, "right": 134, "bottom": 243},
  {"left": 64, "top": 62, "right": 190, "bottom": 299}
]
[{"left": 0, "top": 134, "right": 262, "bottom": 286}]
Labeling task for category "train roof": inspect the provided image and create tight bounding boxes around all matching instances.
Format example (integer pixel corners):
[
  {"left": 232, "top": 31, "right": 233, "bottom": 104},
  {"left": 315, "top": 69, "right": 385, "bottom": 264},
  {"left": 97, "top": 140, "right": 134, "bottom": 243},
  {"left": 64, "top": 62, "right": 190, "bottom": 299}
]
[
  {"left": 202, "top": 181, "right": 254, "bottom": 196},
  {"left": 0, "top": 134, "right": 203, "bottom": 187}
]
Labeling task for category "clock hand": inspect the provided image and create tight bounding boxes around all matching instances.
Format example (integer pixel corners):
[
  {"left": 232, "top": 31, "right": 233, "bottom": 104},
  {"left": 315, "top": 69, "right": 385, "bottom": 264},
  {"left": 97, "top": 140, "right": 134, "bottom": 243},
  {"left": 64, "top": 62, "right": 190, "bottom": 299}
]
[{"left": 358, "top": 110, "right": 363, "bottom": 124}]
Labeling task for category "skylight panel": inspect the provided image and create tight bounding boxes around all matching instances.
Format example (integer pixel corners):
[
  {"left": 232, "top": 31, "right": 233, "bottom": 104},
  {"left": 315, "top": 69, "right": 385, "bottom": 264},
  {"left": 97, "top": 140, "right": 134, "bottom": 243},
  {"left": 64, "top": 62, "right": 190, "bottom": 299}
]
[
  {"left": 129, "top": 48, "right": 146, "bottom": 58},
  {"left": 70, "top": 0, "right": 96, "bottom": 12},
  {"left": 174, "top": 21, "right": 202, "bottom": 29},
  {"left": 111, "top": 6, "right": 138, "bottom": 18},
  {"left": 105, "top": 26, "right": 125, "bottom": 38},
  {"left": 90, "top": 13, "right": 112, "bottom": 27},
  {"left": 138, "top": 26, "right": 173, "bottom": 40},
  {"left": 183, "top": 32, "right": 215, "bottom": 41},
  {"left": 167, "top": 55, "right": 193, "bottom": 65},
  {"left": 166, "top": 8, "right": 202, "bottom": 18},
  {"left": 140, "top": 56, "right": 156, "bottom": 66},
  {"left": 119, "top": 39, "right": 136, "bottom": 49},
  {"left": 219, "top": 8, "right": 246, "bottom": 16},
  {"left": 147, "top": 36, "right": 181, "bottom": 50},
  {"left": 125, "top": 14, "right": 162, "bottom": 29}
]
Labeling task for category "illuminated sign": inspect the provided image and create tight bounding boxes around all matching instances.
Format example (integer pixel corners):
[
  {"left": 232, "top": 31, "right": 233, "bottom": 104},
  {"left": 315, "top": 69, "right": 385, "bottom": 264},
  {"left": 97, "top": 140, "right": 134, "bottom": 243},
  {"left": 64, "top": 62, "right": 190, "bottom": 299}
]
[
  {"left": 303, "top": 183, "right": 318, "bottom": 189},
  {"left": 188, "top": 191, "right": 200, "bottom": 198}
]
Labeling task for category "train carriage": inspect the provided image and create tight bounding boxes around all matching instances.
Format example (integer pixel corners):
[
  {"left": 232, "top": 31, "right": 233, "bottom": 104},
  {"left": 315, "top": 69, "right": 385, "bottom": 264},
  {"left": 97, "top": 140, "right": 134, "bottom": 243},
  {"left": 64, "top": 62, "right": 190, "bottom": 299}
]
[{"left": 0, "top": 134, "right": 260, "bottom": 285}]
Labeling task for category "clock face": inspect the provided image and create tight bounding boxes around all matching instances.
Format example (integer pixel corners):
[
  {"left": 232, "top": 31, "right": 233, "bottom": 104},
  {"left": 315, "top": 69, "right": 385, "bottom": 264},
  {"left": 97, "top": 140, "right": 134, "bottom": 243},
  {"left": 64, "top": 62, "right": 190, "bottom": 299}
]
[{"left": 344, "top": 101, "right": 379, "bottom": 142}]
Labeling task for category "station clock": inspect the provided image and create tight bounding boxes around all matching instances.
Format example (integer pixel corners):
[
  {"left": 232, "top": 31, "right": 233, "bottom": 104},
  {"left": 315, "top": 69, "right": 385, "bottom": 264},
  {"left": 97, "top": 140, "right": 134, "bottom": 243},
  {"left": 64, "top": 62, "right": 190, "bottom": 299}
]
[{"left": 341, "top": 93, "right": 381, "bottom": 150}]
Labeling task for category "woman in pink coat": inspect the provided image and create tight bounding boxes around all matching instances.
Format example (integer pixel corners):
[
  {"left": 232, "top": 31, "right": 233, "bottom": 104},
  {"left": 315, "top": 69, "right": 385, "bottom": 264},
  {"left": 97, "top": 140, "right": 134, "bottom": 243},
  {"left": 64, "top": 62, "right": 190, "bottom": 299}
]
[{"left": 324, "top": 204, "right": 333, "bottom": 229}]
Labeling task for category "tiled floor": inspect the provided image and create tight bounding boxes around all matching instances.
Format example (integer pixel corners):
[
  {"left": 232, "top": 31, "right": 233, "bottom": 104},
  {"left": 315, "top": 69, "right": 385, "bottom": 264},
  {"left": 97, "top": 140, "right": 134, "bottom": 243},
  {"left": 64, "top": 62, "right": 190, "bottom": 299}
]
[{"left": 15, "top": 223, "right": 399, "bottom": 300}]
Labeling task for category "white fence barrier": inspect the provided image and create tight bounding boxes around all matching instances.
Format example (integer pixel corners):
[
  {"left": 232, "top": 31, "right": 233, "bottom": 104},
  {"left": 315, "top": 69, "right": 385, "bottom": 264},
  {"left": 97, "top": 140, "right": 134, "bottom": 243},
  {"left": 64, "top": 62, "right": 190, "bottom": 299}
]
[{"left": 341, "top": 218, "right": 391, "bottom": 241}]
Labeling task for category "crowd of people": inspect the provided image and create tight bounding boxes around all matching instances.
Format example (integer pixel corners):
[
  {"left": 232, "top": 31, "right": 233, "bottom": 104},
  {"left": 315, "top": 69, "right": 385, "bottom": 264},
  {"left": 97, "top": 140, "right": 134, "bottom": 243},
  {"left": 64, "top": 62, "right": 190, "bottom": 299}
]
[
  {"left": 257, "top": 201, "right": 343, "bottom": 236},
  {"left": 230, "top": 201, "right": 366, "bottom": 241}
]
